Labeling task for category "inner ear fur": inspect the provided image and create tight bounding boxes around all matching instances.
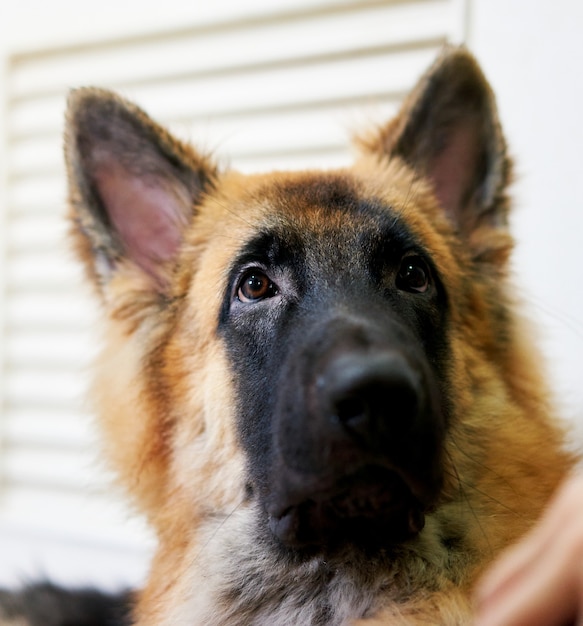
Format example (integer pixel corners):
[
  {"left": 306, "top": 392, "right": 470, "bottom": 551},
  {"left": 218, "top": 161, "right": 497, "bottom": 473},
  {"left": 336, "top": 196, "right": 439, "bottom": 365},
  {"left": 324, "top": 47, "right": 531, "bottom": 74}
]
[
  {"left": 357, "top": 46, "right": 512, "bottom": 258},
  {"left": 65, "top": 88, "right": 217, "bottom": 294}
]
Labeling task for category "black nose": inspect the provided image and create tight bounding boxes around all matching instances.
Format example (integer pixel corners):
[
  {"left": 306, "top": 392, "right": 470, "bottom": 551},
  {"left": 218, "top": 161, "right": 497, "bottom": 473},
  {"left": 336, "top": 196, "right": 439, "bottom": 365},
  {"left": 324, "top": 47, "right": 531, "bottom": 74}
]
[{"left": 319, "top": 352, "right": 422, "bottom": 449}]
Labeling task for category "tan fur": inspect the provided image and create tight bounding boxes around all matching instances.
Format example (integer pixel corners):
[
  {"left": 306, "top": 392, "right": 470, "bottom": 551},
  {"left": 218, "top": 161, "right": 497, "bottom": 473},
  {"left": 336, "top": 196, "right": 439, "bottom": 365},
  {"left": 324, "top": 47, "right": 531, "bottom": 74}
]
[{"left": 61, "top": 47, "right": 576, "bottom": 625}]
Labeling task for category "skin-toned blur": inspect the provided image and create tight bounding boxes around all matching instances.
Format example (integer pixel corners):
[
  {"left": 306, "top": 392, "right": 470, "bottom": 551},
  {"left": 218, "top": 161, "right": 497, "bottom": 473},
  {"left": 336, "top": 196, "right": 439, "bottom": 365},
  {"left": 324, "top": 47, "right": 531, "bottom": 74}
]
[{"left": 474, "top": 471, "right": 583, "bottom": 626}]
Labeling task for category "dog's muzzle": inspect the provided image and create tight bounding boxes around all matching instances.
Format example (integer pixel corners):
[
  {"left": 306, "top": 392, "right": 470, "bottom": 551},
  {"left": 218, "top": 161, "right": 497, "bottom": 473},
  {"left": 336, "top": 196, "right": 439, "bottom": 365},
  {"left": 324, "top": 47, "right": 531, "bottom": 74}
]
[{"left": 264, "top": 316, "right": 446, "bottom": 554}]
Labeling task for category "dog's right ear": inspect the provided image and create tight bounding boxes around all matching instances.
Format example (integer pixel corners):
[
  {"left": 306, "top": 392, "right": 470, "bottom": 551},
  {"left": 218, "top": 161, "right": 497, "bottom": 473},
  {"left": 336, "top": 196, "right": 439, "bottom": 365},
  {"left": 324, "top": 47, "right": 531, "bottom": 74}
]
[
  {"left": 65, "top": 89, "right": 217, "bottom": 297},
  {"left": 356, "top": 47, "right": 512, "bottom": 265}
]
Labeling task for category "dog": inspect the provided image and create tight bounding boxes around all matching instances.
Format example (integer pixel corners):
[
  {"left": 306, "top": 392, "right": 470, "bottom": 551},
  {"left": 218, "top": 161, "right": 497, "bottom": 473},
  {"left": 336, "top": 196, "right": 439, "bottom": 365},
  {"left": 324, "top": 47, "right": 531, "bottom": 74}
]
[{"left": 0, "top": 46, "right": 576, "bottom": 625}]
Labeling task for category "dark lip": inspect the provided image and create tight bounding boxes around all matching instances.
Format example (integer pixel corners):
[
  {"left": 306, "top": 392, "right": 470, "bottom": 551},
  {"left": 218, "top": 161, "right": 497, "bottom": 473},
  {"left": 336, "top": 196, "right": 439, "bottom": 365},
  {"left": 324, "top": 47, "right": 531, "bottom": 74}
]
[
  {"left": 266, "top": 462, "right": 439, "bottom": 520},
  {"left": 265, "top": 465, "right": 435, "bottom": 552}
]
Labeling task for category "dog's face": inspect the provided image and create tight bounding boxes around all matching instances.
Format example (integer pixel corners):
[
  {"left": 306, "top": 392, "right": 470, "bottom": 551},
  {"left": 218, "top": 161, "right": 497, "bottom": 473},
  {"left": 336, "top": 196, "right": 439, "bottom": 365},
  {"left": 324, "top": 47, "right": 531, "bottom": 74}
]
[
  {"left": 64, "top": 47, "right": 572, "bottom": 623},
  {"left": 219, "top": 176, "right": 451, "bottom": 555}
]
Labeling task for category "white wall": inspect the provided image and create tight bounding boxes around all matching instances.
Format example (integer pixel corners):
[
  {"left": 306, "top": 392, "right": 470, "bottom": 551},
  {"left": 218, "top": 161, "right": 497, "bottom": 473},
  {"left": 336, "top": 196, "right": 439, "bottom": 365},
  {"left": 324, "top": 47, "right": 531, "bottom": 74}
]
[{"left": 469, "top": 0, "right": 583, "bottom": 434}]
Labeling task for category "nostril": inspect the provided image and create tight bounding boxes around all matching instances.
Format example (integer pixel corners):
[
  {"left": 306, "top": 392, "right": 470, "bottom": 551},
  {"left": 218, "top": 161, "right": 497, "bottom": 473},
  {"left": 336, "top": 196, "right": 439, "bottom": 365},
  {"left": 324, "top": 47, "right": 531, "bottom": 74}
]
[{"left": 333, "top": 394, "right": 369, "bottom": 429}]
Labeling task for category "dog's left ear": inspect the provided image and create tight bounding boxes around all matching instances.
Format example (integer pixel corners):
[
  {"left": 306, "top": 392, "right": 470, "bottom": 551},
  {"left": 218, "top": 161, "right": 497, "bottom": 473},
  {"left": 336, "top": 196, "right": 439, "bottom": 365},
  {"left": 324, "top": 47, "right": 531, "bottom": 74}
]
[
  {"left": 65, "top": 88, "right": 217, "bottom": 296},
  {"left": 358, "top": 46, "right": 512, "bottom": 262}
]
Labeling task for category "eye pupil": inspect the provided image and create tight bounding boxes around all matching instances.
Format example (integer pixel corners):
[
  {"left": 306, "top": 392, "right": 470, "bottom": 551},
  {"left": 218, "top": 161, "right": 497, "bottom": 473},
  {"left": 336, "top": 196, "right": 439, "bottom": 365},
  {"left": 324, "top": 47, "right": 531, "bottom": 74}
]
[
  {"left": 405, "top": 264, "right": 425, "bottom": 287},
  {"left": 247, "top": 275, "right": 264, "bottom": 292},
  {"left": 238, "top": 271, "right": 278, "bottom": 303},
  {"left": 397, "top": 257, "right": 430, "bottom": 293}
]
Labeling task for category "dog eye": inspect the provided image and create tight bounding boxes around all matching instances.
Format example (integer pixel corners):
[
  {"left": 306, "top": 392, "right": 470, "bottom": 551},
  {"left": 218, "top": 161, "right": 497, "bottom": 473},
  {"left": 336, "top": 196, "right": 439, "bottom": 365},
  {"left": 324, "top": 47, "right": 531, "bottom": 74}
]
[
  {"left": 396, "top": 256, "right": 430, "bottom": 293},
  {"left": 237, "top": 270, "right": 279, "bottom": 303}
]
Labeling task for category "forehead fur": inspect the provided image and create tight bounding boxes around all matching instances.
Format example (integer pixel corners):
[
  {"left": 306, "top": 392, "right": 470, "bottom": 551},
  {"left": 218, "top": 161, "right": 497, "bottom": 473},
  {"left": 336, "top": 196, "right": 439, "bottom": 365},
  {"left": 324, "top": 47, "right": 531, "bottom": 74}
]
[{"left": 182, "top": 156, "right": 466, "bottom": 326}]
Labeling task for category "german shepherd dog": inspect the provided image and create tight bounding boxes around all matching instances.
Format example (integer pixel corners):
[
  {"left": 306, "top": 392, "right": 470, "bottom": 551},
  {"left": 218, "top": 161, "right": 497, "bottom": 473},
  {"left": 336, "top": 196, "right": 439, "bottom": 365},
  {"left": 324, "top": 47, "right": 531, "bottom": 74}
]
[{"left": 0, "top": 47, "right": 576, "bottom": 625}]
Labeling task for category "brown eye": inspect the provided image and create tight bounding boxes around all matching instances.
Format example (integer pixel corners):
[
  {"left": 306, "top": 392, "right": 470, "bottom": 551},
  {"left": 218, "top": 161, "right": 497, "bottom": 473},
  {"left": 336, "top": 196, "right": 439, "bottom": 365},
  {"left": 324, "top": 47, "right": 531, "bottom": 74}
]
[
  {"left": 396, "top": 256, "right": 430, "bottom": 293},
  {"left": 237, "top": 270, "right": 279, "bottom": 303}
]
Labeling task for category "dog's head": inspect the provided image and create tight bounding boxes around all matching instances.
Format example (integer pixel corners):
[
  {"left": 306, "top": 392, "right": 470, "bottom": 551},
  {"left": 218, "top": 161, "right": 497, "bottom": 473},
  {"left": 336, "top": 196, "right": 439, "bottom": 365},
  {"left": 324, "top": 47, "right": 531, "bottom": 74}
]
[{"left": 64, "top": 46, "right": 564, "bottom": 584}]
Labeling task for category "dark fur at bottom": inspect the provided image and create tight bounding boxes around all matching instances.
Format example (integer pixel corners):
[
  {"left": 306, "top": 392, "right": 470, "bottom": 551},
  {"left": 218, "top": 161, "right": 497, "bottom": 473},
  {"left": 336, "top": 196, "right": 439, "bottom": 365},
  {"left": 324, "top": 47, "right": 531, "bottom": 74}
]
[{"left": 0, "top": 582, "right": 133, "bottom": 626}]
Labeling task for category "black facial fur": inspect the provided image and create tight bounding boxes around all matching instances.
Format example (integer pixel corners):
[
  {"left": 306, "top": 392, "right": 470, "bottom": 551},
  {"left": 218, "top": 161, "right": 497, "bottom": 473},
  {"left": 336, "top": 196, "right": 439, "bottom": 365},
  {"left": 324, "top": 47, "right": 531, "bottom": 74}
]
[{"left": 219, "top": 178, "right": 451, "bottom": 557}]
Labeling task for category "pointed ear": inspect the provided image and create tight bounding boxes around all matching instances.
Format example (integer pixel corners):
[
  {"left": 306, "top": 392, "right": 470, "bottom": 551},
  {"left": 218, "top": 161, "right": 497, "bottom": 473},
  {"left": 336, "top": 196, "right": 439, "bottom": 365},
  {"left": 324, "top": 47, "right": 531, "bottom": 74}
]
[
  {"left": 358, "top": 47, "right": 512, "bottom": 260},
  {"left": 65, "top": 88, "right": 217, "bottom": 294}
]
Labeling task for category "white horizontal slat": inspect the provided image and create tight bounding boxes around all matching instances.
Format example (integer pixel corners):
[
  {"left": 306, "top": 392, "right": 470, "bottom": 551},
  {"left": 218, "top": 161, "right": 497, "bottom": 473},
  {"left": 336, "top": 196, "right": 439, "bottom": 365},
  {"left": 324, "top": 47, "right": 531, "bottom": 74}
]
[
  {"left": 6, "top": 251, "right": 83, "bottom": 290},
  {"left": 6, "top": 174, "right": 66, "bottom": 213},
  {"left": 7, "top": 136, "right": 64, "bottom": 178},
  {"left": 7, "top": 94, "right": 65, "bottom": 139},
  {"left": 4, "top": 368, "right": 89, "bottom": 407},
  {"left": 3, "top": 446, "right": 104, "bottom": 490},
  {"left": 8, "top": 1, "right": 450, "bottom": 98},
  {"left": 3, "top": 408, "right": 95, "bottom": 449},
  {"left": 5, "top": 212, "right": 68, "bottom": 251},
  {"left": 5, "top": 292, "right": 97, "bottom": 330},
  {"left": 0, "top": 485, "right": 154, "bottom": 550},
  {"left": 5, "top": 329, "right": 95, "bottom": 368},
  {"left": 189, "top": 102, "right": 399, "bottom": 160}
]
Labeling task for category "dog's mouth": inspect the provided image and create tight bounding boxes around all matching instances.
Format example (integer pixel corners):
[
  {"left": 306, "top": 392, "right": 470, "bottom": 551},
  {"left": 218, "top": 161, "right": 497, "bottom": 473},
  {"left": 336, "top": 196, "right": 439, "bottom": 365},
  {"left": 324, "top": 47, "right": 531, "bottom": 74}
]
[{"left": 266, "top": 466, "right": 431, "bottom": 554}]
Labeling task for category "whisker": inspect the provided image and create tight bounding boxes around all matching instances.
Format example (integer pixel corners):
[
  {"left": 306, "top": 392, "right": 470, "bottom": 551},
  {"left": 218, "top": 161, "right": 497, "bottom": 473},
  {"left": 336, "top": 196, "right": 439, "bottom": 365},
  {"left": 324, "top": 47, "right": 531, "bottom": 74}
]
[
  {"left": 190, "top": 500, "right": 244, "bottom": 566},
  {"left": 449, "top": 436, "right": 520, "bottom": 498},
  {"left": 522, "top": 293, "right": 583, "bottom": 338},
  {"left": 448, "top": 432, "right": 544, "bottom": 510},
  {"left": 443, "top": 466, "right": 526, "bottom": 521},
  {"left": 210, "top": 196, "right": 258, "bottom": 230},
  {"left": 443, "top": 450, "right": 494, "bottom": 557}
]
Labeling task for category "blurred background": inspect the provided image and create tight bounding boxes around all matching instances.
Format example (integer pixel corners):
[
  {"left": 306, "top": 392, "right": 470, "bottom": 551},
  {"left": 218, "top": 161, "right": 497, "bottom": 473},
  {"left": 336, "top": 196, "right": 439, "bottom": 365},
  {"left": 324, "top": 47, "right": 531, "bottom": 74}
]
[{"left": 1, "top": 0, "right": 582, "bottom": 591}]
